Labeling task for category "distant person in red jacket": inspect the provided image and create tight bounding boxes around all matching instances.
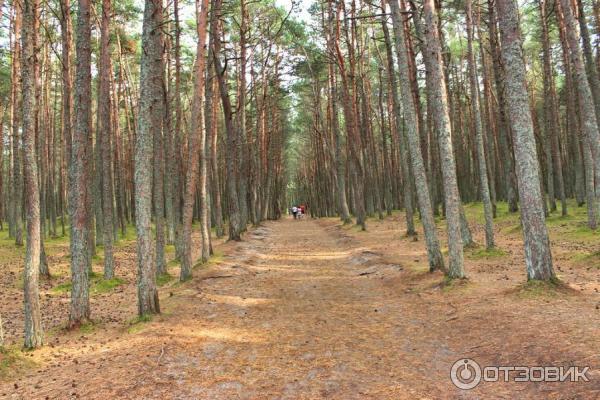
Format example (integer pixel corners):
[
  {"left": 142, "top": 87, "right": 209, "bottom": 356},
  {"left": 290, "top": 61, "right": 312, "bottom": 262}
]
[{"left": 299, "top": 205, "right": 306, "bottom": 216}]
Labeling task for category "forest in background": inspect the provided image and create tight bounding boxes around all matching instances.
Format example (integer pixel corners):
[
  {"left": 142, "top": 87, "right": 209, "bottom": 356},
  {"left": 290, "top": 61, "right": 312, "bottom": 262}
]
[{"left": 0, "top": 0, "right": 598, "bottom": 354}]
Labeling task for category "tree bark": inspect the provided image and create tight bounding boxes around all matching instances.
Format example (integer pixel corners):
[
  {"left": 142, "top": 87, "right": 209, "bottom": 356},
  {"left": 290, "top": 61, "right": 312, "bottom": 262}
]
[
  {"left": 496, "top": 0, "right": 555, "bottom": 281},
  {"left": 99, "top": 0, "right": 115, "bottom": 279},
  {"left": 334, "top": 0, "right": 366, "bottom": 230},
  {"left": 172, "top": 0, "right": 184, "bottom": 256},
  {"left": 381, "top": 2, "right": 415, "bottom": 235},
  {"left": 135, "top": 0, "right": 163, "bottom": 315},
  {"left": 69, "top": 0, "right": 92, "bottom": 327},
  {"left": 466, "top": 0, "right": 495, "bottom": 249},
  {"left": 208, "top": 75, "right": 224, "bottom": 237},
  {"left": 422, "top": 0, "right": 465, "bottom": 277},
  {"left": 487, "top": 0, "right": 519, "bottom": 212},
  {"left": 180, "top": 0, "right": 210, "bottom": 280},
  {"left": 389, "top": 0, "right": 444, "bottom": 271},
  {"left": 11, "top": 1, "right": 23, "bottom": 247},
  {"left": 22, "top": 0, "right": 44, "bottom": 348},
  {"left": 212, "top": 0, "right": 242, "bottom": 241},
  {"left": 539, "top": 0, "right": 567, "bottom": 217},
  {"left": 559, "top": 0, "right": 600, "bottom": 225},
  {"left": 328, "top": 0, "right": 351, "bottom": 224}
]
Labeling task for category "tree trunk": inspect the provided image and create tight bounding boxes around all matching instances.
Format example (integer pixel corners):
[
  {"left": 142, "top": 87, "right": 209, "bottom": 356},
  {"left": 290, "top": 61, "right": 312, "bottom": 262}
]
[
  {"left": 69, "top": 0, "right": 92, "bottom": 327},
  {"left": 99, "top": 0, "right": 115, "bottom": 279},
  {"left": 328, "top": 0, "right": 351, "bottom": 224},
  {"left": 334, "top": 0, "right": 366, "bottom": 230},
  {"left": 153, "top": 72, "right": 166, "bottom": 276},
  {"left": 381, "top": 3, "right": 415, "bottom": 235},
  {"left": 389, "top": 0, "right": 444, "bottom": 271},
  {"left": 422, "top": 0, "right": 465, "bottom": 277},
  {"left": 209, "top": 76, "right": 224, "bottom": 237},
  {"left": 466, "top": 0, "right": 495, "bottom": 249},
  {"left": 199, "top": 34, "right": 212, "bottom": 262},
  {"left": 11, "top": 1, "right": 23, "bottom": 247},
  {"left": 135, "top": 0, "right": 163, "bottom": 315},
  {"left": 487, "top": 0, "right": 519, "bottom": 212},
  {"left": 212, "top": 0, "right": 242, "bottom": 241},
  {"left": 180, "top": 0, "right": 209, "bottom": 280},
  {"left": 539, "top": 0, "right": 567, "bottom": 217},
  {"left": 496, "top": 0, "right": 555, "bottom": 281},
  {"left": 172, "top": 0, "right": 184, "bottom": 257},
  {"left": 559, "top": 0, "right": 600, "bottom": 225},
  {"left": 22, "top": 0, "right": 44, "bottom": 348}
]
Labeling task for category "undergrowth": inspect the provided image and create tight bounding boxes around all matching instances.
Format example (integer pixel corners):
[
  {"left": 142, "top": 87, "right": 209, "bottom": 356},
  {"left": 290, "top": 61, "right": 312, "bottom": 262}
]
[
  {"left": 0, "top": 346, "right": 36, "bottom": 378},
  {"left": 514, "top": 277, "right": 576, "bottom": 299},
  {"left": 126, "top": 314, "right": 153, "bottom": 334},
  {"left": 51, "top": 276, "right": 125, "bottom": 295}
]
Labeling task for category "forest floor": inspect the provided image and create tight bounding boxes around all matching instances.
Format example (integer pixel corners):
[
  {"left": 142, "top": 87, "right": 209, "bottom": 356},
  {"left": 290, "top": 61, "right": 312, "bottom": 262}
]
[{"left": 1, "top": 202, "right": 600, "bottom": 399}]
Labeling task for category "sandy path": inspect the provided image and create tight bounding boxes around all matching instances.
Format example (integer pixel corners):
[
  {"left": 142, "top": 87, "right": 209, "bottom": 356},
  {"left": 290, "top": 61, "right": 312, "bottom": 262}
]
[{"left": 2, "top": 217, "right": 599, "bottom": 399}]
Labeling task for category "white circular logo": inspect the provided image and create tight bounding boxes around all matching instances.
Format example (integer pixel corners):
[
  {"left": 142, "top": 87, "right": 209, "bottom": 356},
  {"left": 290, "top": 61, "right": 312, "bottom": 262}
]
[{"left": 450, "top": 358, "right": 482, "bottom": 390}]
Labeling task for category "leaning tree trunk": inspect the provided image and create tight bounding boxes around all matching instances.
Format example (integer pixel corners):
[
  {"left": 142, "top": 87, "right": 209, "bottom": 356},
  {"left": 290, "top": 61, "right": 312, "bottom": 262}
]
[
  {"left": 389, "top": 0, "right": 444, "bottom": 271},
  {"left": 380, "top": 3, "right": 416, "bottom": 235},
  {"left": 212, "top": 0, "right": 242, "bottom": 241},
  {"left": 496, "top": 0, "right": 555, "bottom": 281},
  {"left": 180, "top": 0, "right": 209, "bottom": 281},
  {"left": 466, "top": 0, "right": 495, "bottom": 249},
  {"left": 488, "top": 0, "right": 519, "bottom": 213},
  {"left": 135, "top": 0, "right": 163, "bottom": 315},
  {"left": 422, "top": 0, "right": 465, "bottom": 278},
  {"left": 539, "top": 0, "right": 567, "bottom": 217},
  {"left": 577, "top": 0, "right": 600, "bottom": 123},
  {"left": 559, "top": 0, "right": 600, "bottom": 225},
  {"left": 22, "top": 0, "right": 44, "bottom": 348}
]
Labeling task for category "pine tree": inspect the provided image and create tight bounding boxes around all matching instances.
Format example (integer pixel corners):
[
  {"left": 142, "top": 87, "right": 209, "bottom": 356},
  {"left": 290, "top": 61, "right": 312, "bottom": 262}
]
[
  {"left": 388, "top": 0, "right": 444, "bottom": 272},
  {"left": 22, "top": 0, "right": 44, "bottom": 348},
  {"left": 135, "top": 0, "right": 163, "bottom": 315},
  {"left": 421, "top": 0, "right": 465, "bottom": 277},
  {"left": 496, "top": 0, "right": 555, "bottom": 281},
  {"left": 99, "top": 0, "right": 115, "bottom": 279},
  {"left": 69, "top": 0, "right": 92, "bottom": 327}
]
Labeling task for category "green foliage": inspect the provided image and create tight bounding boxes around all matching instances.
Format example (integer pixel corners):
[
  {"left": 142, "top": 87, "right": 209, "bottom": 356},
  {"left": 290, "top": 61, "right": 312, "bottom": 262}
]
[
  {"left": 515, "top": 277, "right": 568, "bottom": 299},
  {"left": 92, "top": 278, "right": 126, "bottom": 294},
  {"left": 466, "top": 247, "right": 507, "bottom": 260},
  {"left": 78, "top": 322, "right": 96, "bottom": 334},
  {"left": 51, "top": 276, "right": 125, "bottom": 295},
  {"left": 440, "top": 276, "right": 472, "bottom": 293},
  {"left": 568, "top": 250, "right": 600, "bottom": 268},
  {"left": 157, "top": 273, "right": 174, "bottom": 286},
  {"left": 51, "top": 281, "right": 72, "bottom": 294},
  {"left": 207, "top": 250, "right": 224, "bottom": 265},
  {"left": 0, "top": 346, "right": 36, "bottom": 378},
  {"left": 117, "top": 224, "right": 137, "bottom": 244},
  {"left": 126, "top": 314, "right": 153, "bottom": 334}
]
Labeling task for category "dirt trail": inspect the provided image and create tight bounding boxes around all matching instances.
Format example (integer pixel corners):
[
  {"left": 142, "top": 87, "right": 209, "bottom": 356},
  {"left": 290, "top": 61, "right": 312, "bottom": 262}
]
[{"left": 2, "top": 217, "right": 600, "bottom": 399}]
